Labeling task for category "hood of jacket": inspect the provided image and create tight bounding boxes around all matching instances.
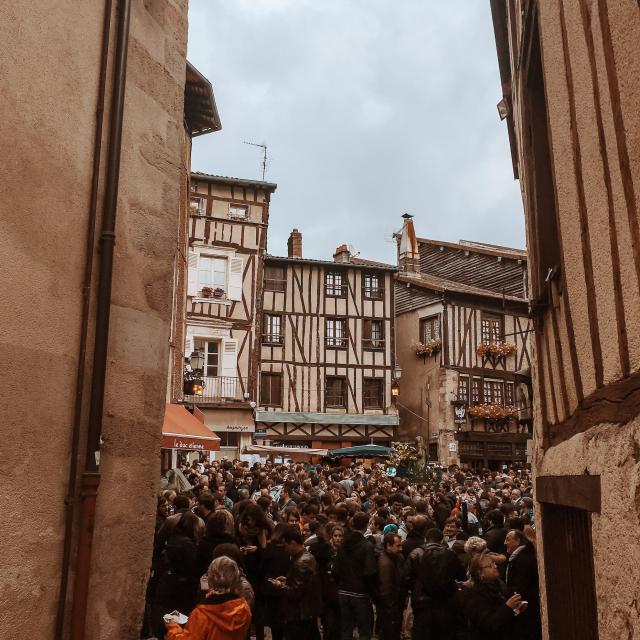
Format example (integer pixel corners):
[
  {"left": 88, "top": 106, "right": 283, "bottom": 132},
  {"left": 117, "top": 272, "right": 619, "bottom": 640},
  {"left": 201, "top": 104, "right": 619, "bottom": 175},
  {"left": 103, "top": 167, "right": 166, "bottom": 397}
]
[{"left": 199, "top": 594, "right": 252, "bottom": 632}]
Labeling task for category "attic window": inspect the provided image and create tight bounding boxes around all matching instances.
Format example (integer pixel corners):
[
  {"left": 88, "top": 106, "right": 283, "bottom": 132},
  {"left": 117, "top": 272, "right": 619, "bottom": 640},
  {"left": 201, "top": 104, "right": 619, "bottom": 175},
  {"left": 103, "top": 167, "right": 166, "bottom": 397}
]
[{"left": 228, "top": 204, "right": 249, "bottom": 220}]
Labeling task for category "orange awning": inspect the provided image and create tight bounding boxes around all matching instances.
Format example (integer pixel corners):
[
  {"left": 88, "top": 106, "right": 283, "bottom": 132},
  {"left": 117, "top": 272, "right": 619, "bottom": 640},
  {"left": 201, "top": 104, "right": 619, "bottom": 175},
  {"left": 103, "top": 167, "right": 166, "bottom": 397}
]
[{"left": 162, "top": 404, "right": 220, "bottom": 452}]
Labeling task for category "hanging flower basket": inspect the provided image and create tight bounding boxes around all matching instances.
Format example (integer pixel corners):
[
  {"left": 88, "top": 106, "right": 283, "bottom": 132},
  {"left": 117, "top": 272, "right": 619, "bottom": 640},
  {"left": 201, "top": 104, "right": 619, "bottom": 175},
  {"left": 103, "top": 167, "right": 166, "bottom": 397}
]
[
  {"left": 201, "top": 286, "right": 213, "bottom": 298},
  {"left": 467, "top": 403, "right": 518, "bottom": 421},
  {"left": 414, "top": 339, "right": 442, "bottom": 358},
  {"left": 476, "top": 341, "right": 515, "bottom": 358}
]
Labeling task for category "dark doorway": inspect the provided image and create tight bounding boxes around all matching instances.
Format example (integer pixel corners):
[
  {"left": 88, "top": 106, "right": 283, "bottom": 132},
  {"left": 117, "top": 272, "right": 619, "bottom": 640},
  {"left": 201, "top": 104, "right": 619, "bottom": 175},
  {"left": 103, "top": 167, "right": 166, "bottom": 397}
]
[{"left": 541, "top": 503, "right": 599, "bottom": 639}]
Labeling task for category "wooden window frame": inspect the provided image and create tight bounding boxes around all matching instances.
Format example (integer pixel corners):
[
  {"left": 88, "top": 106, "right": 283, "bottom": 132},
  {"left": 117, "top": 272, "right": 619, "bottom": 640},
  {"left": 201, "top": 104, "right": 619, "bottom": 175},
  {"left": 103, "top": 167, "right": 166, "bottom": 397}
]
[
  {"left": 457, "top": 375, "right": 469, "bottom": 403},
  {"left": 325, "top": 317, "right": 348, "bottom": 349},
  {"left": 190, "top": 195, "right": 205, "bottom": 215},
  {"left": 362, "top": 271, "right": 384, "bottom": 300},
  {"left": 262, "top": 314, "right": 283, "bottom": 345},
  {"left": 362, "top": 319, "right": 385, "bottom": 350},
  {"left": 264, "top": 265, "right": 286, "bottom": 292},
  {"left": 480, "top": 313, "right": 504, "bottom": 343},
  {"left": 260, "top": 372, "right": 282, "bottom": 407},
  {"left": 325, "top": 376, "right": 347, "bottom": 409},
  {"left": 420, "top": 315, "right": 441, "bottom": 342},
  {"left": 363, "top": 378, "right": 384, "bottom": 409},
  {"left": 325, "top": 270, "right": 347, "bottom": 298}
]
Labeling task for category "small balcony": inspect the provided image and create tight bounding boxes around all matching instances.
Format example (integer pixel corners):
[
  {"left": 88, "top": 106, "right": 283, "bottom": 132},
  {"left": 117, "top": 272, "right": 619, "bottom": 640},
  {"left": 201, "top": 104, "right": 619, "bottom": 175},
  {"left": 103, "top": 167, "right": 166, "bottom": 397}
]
[{"left": 183, "top": 376, "right": 248, "bottom": 404}]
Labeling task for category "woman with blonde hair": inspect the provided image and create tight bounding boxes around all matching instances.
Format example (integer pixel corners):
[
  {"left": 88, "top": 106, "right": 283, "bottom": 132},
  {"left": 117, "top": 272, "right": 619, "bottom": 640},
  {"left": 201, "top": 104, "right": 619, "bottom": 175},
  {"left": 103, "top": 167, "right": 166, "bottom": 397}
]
[{"left": 165, "top": 556, "right": 251, "bottom": 640}]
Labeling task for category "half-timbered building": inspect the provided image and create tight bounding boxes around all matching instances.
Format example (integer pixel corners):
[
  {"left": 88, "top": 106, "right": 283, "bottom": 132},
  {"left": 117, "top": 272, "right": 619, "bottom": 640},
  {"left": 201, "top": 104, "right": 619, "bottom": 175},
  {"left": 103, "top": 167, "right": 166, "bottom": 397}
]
[
  {"left": 395, "top": 215, "right": 532, "bottom": 468},
  {"left": 256, "top": 232, "right": 399, "bottom": 450},
  {"left": 492, "top": 2, "right": 640, "bottom": 636},
  {"left": 181, "top": 172, "right": 277, "bottom": 457}
]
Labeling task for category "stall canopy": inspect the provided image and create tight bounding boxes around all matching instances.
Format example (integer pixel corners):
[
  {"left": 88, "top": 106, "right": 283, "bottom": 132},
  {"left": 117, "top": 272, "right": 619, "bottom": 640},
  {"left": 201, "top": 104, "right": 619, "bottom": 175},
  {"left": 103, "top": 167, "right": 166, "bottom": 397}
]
[
  {"left": 162, "top": 404, "right": 220, "bottom": 452},
  {"left": 243, "top": 444, "right": 329, "bottom": 457},
  {"left": 327, "top": 444, "right": 392, "bottom": 459}
]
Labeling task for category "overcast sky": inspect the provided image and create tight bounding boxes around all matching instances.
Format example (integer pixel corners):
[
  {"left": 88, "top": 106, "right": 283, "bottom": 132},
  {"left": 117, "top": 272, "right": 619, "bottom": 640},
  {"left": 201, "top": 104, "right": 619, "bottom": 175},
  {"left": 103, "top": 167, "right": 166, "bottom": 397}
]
[{"left": 187, "top": 1, "right": 525, "bottom": 263}]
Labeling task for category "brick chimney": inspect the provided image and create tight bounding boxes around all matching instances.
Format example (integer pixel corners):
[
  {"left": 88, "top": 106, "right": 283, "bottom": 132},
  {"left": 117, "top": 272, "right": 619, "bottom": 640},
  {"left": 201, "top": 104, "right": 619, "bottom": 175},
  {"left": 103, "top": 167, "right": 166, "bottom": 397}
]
[
  {"left": 333, "top": 244, "right": 351, "bottom": 263},
  {"left": 287, "top": 228, "right": 302, "bottom": 258},
  {"left": 398, "top": 214, "right": 420, "bottom": 272}
]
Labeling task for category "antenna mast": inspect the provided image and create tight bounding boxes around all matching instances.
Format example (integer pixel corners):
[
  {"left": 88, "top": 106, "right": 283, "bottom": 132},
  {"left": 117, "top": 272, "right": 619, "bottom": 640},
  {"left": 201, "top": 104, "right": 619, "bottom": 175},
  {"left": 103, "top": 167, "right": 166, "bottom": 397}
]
[{"left": 243, "top": 141, "right": 268, "bottom": 181}]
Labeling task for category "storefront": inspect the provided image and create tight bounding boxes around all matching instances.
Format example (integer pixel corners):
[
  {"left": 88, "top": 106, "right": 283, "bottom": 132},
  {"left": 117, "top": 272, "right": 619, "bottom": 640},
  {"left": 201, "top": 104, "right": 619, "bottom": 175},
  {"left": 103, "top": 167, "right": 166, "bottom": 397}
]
[
  {"left": 200, "top": 407, "right": 255, "bottom": 460},
  {"left": 161, "top": 403, "right": 220, "bottom": 471}
]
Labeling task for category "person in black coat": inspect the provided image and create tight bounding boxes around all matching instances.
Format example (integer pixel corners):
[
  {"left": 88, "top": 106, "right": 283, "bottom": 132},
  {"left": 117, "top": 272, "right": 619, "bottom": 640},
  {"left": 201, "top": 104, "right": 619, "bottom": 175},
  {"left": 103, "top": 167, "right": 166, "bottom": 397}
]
[
  {"left": 261, "top": 524, "right": 293, "bottom": 640},
  {"left": 152, "top": 510, "right": 201, "bottom": 639},
  {"left": 194, "top": 509, "right": 237, "bottom": 578},
  {"left": 483, "top": 509, "right": 509, "bottom": 555},
  {"left": 402, "top": 515, "right": 428, "bottom": 559},
  {"left": 505, "top": 529, "right": 541, "bottom": 640},
  {"left": 459, "top": 552, "right": 525, "bottom": 640}
]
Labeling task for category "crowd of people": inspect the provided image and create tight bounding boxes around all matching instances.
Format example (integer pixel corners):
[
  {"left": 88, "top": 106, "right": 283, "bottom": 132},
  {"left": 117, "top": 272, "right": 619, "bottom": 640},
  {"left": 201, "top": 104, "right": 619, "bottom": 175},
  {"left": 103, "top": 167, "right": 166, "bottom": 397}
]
[{"left": 144, "top": 457, "right": 540, "bottom": 640}]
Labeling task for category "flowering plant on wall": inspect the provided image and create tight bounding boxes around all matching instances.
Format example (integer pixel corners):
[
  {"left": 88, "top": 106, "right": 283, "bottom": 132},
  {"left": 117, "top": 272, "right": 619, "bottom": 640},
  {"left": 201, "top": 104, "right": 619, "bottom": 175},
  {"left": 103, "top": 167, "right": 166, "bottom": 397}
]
[
  {"left": 476, "top": 341, "right": 515, "bottom": 358},
  {"left": 467, "top": 403, "right": 518, "bottom": 420},
  {"left": 414, "top": 339, "right": 442, "bottom": 358}
]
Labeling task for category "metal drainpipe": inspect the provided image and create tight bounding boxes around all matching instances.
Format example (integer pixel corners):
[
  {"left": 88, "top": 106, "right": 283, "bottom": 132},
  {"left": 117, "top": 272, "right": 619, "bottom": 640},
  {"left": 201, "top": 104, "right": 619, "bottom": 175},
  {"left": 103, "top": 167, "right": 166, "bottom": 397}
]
[
  {"left": 69, "top": 0, "right": 132, "bottom": 638},
  {"left": 54, "top": 1, "right": 114, "bottom": 637}
]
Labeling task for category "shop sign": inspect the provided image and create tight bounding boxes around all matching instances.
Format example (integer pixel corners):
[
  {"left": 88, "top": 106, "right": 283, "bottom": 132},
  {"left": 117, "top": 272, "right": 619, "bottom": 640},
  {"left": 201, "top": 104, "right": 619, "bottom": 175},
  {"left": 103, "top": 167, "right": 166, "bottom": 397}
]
[
  {"left": 448, "top": 442, "right": 458, "bottom": 452},
  {"left": 161, "top": 435, "right": 217, "bottom": 451},
  {"left": 226, "top": 425, "right": 253, "bottom": 432}
]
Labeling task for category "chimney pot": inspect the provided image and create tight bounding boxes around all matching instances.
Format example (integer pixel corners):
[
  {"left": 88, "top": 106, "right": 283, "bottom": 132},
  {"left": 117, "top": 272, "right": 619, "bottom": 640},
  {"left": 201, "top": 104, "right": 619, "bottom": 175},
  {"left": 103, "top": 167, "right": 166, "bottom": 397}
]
[
  {"left": 333, "top": 244, "right": 351, "bottom": 263},
  {"left": 288, "top": 229, "right": 303, "bottom": 258}
]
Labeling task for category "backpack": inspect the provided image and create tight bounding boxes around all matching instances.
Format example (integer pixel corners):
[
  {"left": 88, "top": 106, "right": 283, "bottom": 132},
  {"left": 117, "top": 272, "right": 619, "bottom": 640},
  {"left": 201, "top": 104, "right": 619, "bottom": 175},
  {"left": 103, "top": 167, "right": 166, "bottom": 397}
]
[{"left": 418, "top": 543, "right": 456, "bottom": 598}]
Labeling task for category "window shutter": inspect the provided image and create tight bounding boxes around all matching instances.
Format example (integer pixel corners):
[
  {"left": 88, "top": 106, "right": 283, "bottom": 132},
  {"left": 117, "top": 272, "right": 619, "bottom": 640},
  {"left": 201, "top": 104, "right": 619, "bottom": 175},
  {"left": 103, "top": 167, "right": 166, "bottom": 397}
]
[
  {"left": 187, "top": 251, "right": 199, "bottom": 297},
  {"left": 228, "top": 257, "right": 243, "bottom": 301},
  {"left": 363, "top": 319, "right": 372, "bottom": 340},
  {"left": 221, "top": 339, "right": 239, "bottom": 398}
]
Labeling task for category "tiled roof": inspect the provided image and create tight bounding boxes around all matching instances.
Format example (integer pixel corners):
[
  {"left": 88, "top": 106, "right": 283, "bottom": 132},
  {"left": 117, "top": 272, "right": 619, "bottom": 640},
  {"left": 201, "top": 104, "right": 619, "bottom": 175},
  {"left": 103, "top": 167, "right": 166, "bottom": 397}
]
[
  {"left": 396, "top": 271, "right": 526, "bottom": 303},
  {"left": 266, "top": 254, "right": 396, "bottom": 271},
  {"left": 417, "top": 236, "right": 526, "bottom": 260}
]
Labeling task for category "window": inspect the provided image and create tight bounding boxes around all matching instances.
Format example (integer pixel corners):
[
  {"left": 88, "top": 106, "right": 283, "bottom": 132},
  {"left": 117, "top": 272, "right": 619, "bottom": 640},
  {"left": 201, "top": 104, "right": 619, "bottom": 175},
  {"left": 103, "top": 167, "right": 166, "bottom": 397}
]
[
  {"left": 362, "top": 319, "right": 384, "bottom": 349},
  {"left": 263, "top": 314, "right": 283, "bottom": 344},
  {"left": 363, "top": 272, "right": 383, "bottom": 299},
  {"left": 325, "top": 377, "right": 346, "bottom": 408},
  {"left": 264, "top": 265, "right": 286, "bottom": 292},
  {"left": 198, "top": 256, "right": 227, "bottom": 293},
  {"left": 325, "top": 271, "right": 346, "bottom": 297},
  {"left": 190, "top": 196, "right": 204, "bottom": 214},
  {"left": 228, "top": 203, "right": 249, "bottom": 220},
  {"left": 483, "top": 380, "right": 504, "bottom": 405},
  {"left": 457, "top": 376, "right": 469, "bottom": 403},
  {"left": 481, "top": 314, "right": 503, "bottom": 343},
  {"left": 363, "top": 378, "right": 383, "bottom": 409},
  {"left": 420, "top": 315, "right": 441, "bottom": 342},
  {"left": 505, "top": 382, "right": 515, "bottom": 406},
  {"left": 193, "top": 339, "right": 219, "bottom": 377},
  {"left": 260, "top": 372, "right": 282, "bottom": 406},
  {"left": 471, "top": 377, "right": 481, "bottom": 405},
  {"left": 326, "top": 318, "right": 347, "bottom": 348},
  {"left": 219, "top": 432, "right": 240, "bottom": 447}
]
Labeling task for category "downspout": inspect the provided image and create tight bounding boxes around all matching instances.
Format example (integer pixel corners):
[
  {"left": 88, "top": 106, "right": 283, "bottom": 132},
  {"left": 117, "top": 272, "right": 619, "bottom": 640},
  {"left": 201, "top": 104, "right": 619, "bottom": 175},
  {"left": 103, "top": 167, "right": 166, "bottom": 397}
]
[
  {"left": 70, "top": 0, "right": 133, "bottom": 638},
  {"left": 55, "top": 0, "right": 113, "bottom": 637}
]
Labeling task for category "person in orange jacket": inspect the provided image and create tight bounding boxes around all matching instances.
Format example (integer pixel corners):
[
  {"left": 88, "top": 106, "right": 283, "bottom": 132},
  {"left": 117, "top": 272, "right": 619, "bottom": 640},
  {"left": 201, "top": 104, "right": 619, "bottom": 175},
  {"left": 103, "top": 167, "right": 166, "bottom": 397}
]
[{"left": 166, "top": 556, "right": 251, "bottom": 640}]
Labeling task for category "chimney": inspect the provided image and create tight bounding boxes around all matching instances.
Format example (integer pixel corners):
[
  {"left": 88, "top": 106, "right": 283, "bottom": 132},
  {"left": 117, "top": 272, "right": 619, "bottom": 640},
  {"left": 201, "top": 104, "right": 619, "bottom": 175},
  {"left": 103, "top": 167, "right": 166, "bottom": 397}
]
[
  {"left": 333, "top": 243, "right": 351, "bottom": 263},
  {"left": 398, "top": 213, "right": 420, "bottom": 272},
  {"left": 287, "top": 228, "right": 302, "bottom": 258}
]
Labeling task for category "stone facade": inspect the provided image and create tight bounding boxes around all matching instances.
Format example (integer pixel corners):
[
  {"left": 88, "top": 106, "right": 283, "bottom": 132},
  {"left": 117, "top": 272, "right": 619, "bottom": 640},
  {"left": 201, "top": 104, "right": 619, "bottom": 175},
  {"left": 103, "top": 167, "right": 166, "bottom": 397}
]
[
  {"left": 492, "top": 1, "right": 640, "bottom": 638},
  {"left": 0, "top": 1, "right": 204, "bottom": 637}
]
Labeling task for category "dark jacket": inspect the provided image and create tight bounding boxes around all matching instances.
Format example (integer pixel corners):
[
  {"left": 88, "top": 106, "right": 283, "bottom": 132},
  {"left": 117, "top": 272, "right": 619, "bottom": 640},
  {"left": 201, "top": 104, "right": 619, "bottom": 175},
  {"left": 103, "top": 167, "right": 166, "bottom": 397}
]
[
  {"left": 484, "top": 526, "right": 509, "bottom": 555},
  {"left": 434, "top": 501, "right": 452, "bottom": 530},
  {"left": 377, "top": 551, "right": 406, "bottom": 610},
  {"left": 334, "top": 530, "right": 377, "bottom": 596},
  {"left": 459, "top": 580, "right": 517, "bottom": 640},
  {"left": 406, "top": 542, "right": 465, "bottom": 610},
  {"left": 195, "top": 532, "right": 237, "bottom": 578},
  {"left": 281, "top": 549, "right": 322, "bottom": 621},
  {"left": 505, "top": 545, "right": 541, "bottom": 640},
  {"left": 402, "top": 531, "right": 425, "bottom": 559},
  {"left": 260, "top": 541, "right": 292, "bottom": 624},
  {"left": 309, "top": 538, "right": 339, "bottom": 605}
]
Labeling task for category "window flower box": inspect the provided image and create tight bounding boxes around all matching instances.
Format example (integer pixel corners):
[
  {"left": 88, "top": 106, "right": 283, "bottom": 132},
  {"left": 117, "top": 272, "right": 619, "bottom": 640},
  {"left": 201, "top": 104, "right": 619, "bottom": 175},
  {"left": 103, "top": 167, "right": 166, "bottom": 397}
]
[
  {"left": 476, "top": 341, "right": 515, "bottom": 358},
  {"left": 201, "top": 286, "right": 213, "bottom": 298},
  {"left": 467, "top": 403, "right": 518, "bottom": 421},
  {"left": 212, "top": 288, "right": 225, "bottom": 298},
  {"left": 414, "top": 339, "right": 442, "bottom": 359}
]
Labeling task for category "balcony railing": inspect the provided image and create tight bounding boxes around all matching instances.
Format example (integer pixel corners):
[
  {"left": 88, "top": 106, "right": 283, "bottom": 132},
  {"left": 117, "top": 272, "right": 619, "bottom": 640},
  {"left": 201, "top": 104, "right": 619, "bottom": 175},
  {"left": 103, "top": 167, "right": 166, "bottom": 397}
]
[
  {"left": 262, "top": 333, "right": 284, "bottom": 345},
  {"left": 325, "top": 336, "right": 348, "bottom": 348},
  {"left": 184, "top": 376, "right": 248, "bottom": 403},
  {"left": 325, "top": 394, "right": 346, "bottom": 408}
]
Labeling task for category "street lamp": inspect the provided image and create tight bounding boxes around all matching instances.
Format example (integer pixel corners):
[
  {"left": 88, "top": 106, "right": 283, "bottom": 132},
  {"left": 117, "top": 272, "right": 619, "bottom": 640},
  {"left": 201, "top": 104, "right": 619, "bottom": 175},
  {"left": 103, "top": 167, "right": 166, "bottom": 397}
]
[
  {"left": 184, "top": 350, "right": 205, "bottom": 396},
  {"left": 391, "top": 379, "right": 400, "bottom": 399}
]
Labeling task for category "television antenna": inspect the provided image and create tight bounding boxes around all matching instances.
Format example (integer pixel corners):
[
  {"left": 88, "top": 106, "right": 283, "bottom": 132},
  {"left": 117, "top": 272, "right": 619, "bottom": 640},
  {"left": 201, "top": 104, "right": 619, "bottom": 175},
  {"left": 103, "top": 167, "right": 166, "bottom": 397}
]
[{"left": 243, "top": 140, "right": 268, "bottom": 181}]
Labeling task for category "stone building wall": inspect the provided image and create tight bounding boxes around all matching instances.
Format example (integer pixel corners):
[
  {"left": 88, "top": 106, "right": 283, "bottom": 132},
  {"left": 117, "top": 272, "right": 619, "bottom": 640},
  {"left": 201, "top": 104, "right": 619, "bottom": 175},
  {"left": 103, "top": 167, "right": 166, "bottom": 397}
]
[{"left": 0, "top": 1, "right": 190, "bottom": 638}]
